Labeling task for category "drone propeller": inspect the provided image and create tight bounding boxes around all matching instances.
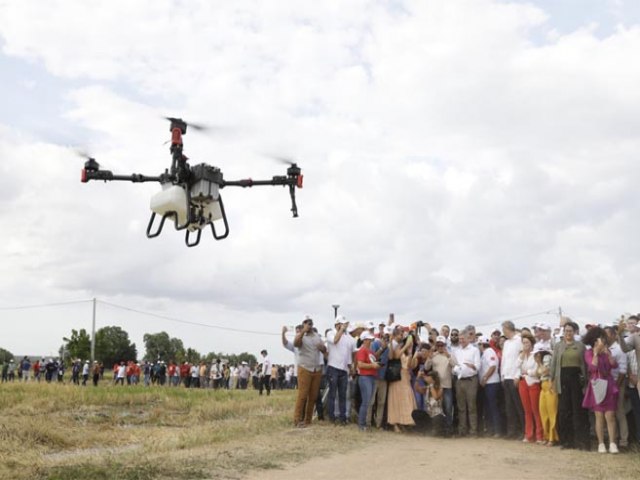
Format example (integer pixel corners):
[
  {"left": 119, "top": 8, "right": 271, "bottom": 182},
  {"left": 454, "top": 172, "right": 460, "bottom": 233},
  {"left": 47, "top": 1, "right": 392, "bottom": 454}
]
[
  {"left": 164, "top": 116, "right": 224, "bottom": 134},
  {"left": 265, "top": 154, "right": 300, "bottom": 166},
  {"left": 72, "top": 147, "right": 94, "bottom": 160}
]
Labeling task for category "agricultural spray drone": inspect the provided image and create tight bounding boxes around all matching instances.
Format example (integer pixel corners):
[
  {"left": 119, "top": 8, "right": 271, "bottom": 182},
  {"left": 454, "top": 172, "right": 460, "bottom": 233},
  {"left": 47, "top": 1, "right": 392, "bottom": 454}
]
[{"left": 80, "top": 117, "right": 303, "bottom": 247}]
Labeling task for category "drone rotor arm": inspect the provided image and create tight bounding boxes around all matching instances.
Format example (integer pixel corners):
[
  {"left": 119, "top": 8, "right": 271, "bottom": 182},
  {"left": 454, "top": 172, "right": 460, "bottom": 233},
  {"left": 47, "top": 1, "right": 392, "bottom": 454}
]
[
  {"left": 82, "top": 169, "right": 165, "bottom": 183},
  {"left": 221, "top": 174, "right": 301, "bottom": 217}
]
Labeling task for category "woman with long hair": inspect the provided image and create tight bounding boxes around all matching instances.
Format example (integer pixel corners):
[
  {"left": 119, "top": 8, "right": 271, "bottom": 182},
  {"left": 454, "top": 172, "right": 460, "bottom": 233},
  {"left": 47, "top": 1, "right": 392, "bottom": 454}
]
[
  {"left": 412, "top": 369, "right": 444, "bottom": 435},
  {"left": 516, "top": 333, "right": 544, "bottom": 443},
  {"left": 386, "top": 327, "right": 417, "bottom": 432},
  {"left": 581, "top": 326, "right": 619, "bottom": 454}
]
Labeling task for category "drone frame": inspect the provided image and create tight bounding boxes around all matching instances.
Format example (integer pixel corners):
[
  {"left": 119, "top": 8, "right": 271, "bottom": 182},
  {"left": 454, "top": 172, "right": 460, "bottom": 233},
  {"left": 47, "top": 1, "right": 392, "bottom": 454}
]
[{"left": 81, "top": 117, "right": 303, "bottom": 247}]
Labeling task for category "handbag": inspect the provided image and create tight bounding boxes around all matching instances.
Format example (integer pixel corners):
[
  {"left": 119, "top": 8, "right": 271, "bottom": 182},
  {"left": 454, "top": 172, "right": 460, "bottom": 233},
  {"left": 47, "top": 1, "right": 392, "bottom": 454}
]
[
  {"left": 385, "top": 358, "right": 402, "bottom": 382},
  {"left": 591, "top": 378, "right": 608, "bottom": 405}
]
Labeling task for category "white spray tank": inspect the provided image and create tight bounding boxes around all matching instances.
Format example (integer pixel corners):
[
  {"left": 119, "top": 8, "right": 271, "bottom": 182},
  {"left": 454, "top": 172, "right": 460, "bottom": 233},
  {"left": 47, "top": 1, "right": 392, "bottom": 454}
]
[{"left": 150, "top": 183, "right": 189, "bottom": 227}]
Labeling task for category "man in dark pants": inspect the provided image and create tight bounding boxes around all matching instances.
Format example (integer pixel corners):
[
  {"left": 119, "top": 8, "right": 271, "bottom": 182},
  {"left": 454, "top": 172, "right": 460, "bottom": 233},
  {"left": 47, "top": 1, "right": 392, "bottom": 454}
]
[
  {"left": 259, "top": 350, "right": 271, "bottom": 396},
  {"left": 500, "top": 321, "right": 524, "bottom": 439},
  {"left": 552, "top": 321, "right": 589, "bottom": 450},
  {"left": 326, "top": 316, "right": 353, "bottom": 425}
]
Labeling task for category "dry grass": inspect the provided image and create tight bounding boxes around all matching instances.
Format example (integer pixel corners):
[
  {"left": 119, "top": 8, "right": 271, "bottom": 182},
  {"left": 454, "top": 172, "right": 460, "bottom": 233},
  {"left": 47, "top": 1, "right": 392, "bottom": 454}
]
[
  {"left": 2, "top": 382, "right": 640, "bottom": 480},
  {"left": 0, "top": 382, "right": 368, "bottom": 480}
]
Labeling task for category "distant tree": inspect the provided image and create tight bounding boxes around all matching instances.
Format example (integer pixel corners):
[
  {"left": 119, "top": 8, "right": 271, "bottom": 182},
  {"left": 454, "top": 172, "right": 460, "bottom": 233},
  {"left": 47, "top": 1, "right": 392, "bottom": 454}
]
[
  {"left": 0, "top": 347, "right": 14, "bottom": 363},
  {"left": 204, "top": 351, "right": 257, "bottom": 366},
  {"left": 143, "top": 332, "right": 185, "bottom": 362},
  {"left": 184, "top": 347, "right": 201, "bottom": 364},
  {"left": 94, "top": 326, "right": 137, "bottom": 367},
  {"left": 227, "top": 352, "right": 257, "bottom": 366},
  {"left": 62, "top": 329, "right": 92, "bottom": 362}
]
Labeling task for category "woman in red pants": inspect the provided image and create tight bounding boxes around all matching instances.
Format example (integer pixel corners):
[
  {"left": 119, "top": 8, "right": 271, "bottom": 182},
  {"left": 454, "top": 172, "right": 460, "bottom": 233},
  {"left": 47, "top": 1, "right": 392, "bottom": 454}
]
[{"left": 516, "top": 333, "right": 544, "bottom": 443}]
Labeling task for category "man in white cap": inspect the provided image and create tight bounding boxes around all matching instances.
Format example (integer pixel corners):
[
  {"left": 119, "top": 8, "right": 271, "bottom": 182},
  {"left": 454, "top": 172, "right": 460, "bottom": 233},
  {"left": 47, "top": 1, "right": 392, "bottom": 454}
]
[
  {"left": 326, "top": 315, "right": 356, "bottom": 425},
  {"left": 534, "top": 323, "right": 554, "bottom": 352},
  {"left": 478, "top": 336, "right": 502, "bottom": 437}
]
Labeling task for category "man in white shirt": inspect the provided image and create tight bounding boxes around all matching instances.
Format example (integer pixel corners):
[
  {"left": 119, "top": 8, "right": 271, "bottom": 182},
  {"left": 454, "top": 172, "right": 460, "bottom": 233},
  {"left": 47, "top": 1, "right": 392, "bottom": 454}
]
[
  {"left": 500, "top": 320, "right": 524, "bottom": 439},
  {"left": 259, "top": 350, "right": 272, "bottom": 396},
  {"left": 478, "top": 336, "right": 502, "bottom": 437},
  {"left": 325, "top": 315, "right": 355, "bottom": 425},
  {"left": 453, "top": 327, "right": 481, "bottom": 436}
]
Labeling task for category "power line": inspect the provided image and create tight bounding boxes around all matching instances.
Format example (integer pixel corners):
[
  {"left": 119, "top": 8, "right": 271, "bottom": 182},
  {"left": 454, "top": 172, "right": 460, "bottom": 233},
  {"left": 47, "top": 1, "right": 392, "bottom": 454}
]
[
  {"left": 473, "top": 309, "right": 558, "bottom": 329},
  {"left": 97, "top": 299, "right": 279, "bottom": 337},
  {"left": 0, "top": 299, "right": 93, "bottom": 311}
]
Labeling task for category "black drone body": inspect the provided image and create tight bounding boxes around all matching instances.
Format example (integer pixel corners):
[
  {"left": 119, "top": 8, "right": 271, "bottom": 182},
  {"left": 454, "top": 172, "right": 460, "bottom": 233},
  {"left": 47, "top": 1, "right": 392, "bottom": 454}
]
[{"left": 81, "top": 117, "right": 303, "bottom": 247}]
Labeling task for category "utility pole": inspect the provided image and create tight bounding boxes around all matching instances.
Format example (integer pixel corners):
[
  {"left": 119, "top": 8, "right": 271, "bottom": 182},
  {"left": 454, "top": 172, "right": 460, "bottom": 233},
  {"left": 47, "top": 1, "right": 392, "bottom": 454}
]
[
  {"left": 331, "top": 304, "right": 340, "bottom": 318},
  {"left": 90, "top": 298, "right": 96, "bottom": 364}
]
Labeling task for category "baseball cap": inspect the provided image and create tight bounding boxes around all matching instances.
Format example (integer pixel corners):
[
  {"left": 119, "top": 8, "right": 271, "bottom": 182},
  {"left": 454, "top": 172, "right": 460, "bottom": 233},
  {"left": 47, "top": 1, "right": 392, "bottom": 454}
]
[
  {"left": 535, "top": 322, "right": 551, "bottom": 331},
  {"left": 335, "top": 315, "right": 347, "bottom": 324},
  {"left": 477, "top": 336, "right": 490, "bottom": 345},
  {"left": 533, "top": 343, "right": 550, "bottom": 355},
  {"left": 365, "top": 321, "right": 375, "bottom": 330},
  {"left": 360, "top": 331, "right": 374, "bottom": 341},
  {"left": 348, "top": 322, "right": 366, "bottom": 333},
  {"left": 435, "top": 336, "right": 447, "bottom": 344}
]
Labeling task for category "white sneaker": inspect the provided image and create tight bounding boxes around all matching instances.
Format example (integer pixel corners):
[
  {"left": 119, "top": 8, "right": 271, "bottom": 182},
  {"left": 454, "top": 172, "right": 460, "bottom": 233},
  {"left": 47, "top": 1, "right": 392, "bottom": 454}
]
[
  {"left": 598, "top": 443, "right": 607, "bottom": 453},
  {"left": 609, "top": 443, "right": 619, "bottom": 454}
]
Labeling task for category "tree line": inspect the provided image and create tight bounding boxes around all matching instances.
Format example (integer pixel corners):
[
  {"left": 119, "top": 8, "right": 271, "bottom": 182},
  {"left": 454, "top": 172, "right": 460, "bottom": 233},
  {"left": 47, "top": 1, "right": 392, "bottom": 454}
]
[{"left": 0, "top": 327, "right": 257, "bottom": 368}]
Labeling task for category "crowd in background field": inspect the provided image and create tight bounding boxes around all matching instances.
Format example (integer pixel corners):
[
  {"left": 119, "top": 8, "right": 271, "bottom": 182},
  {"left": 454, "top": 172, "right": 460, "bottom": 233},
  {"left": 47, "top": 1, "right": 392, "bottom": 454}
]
[
  {"left": 280, "top": 312, "right": 640, "bottom": 455},
  {"left": 0, "top": 354, "right": 297, "bottom": 393}
]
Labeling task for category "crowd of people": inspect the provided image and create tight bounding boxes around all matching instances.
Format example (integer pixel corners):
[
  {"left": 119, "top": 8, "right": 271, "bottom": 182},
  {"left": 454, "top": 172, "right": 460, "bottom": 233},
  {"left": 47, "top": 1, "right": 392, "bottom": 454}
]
[
  {"left": 281, "top": 312, "right": 640, "bottom": 455},
  {"left": 0, "top": 355, "right": 297, "bottom": 393},
  {"left": 4, "top": 311, "right": 640, "bottom": 456}
]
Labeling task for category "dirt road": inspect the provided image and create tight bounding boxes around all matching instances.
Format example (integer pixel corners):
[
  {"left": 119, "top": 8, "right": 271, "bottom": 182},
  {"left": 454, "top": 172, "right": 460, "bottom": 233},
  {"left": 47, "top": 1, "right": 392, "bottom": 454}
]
[{"left": 246, "top": 432, "right": 633, "bottom": 480}]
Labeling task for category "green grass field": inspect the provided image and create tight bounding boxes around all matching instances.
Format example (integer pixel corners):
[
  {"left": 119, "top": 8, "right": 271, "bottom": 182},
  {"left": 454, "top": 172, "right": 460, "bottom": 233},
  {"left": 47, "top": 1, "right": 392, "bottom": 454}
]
[{"left": 0, "top": 382, "right": 368, "bottom": 480}]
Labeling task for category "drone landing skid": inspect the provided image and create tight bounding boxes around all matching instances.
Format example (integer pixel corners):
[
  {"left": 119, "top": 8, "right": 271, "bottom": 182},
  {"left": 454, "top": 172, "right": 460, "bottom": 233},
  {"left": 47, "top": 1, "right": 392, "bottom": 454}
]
[{"left": 147, "top": 197, "right": 230, "bottom": 247}]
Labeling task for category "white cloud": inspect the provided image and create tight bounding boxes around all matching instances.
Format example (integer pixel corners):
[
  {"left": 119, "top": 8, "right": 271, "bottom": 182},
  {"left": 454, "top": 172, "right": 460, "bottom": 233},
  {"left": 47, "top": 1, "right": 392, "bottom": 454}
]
[{"left": 0, "top": 0, "right": 638, "bottom": 362}]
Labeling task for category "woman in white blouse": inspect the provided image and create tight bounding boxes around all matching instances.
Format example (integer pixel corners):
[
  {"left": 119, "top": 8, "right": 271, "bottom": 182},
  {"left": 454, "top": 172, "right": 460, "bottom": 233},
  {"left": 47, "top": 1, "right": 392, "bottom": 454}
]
[{"left": 515, "top": 333, "right": 544, "bottom": 443}]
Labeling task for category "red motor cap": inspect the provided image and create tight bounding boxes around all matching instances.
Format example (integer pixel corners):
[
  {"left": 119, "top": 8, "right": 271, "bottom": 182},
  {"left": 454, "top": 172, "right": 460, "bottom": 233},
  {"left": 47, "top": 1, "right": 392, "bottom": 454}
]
[
  {"left": 81, "top": 168, "right": 87, "bottom": 183},
  {"left": 171, "top": 127, "right": 183, "bottom": 145},
  {"left": 297, "top": 174, "right": 303, "bottom": 188}
]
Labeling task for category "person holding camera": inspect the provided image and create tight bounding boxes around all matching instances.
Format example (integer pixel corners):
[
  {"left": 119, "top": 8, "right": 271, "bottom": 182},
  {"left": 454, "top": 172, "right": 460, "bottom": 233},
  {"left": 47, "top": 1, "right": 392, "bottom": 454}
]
[
  {"left": 326, "top": 315, "right": 356, "bottom": 425},
  {"left": 355, "top": 331, "right": 380, "bottom": 430},
  {"left": 293, "top": 316, "right": 327, "bottom": 428},
  {"left": 581, "top": 326, "right": 619, "bottom": 453}
]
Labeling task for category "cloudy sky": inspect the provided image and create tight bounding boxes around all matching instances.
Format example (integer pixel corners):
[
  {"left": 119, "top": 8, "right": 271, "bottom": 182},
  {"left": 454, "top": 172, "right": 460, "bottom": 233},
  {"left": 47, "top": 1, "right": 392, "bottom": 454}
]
[{"left": 1, "top": 0, "right": 638, "bottom": 363}]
